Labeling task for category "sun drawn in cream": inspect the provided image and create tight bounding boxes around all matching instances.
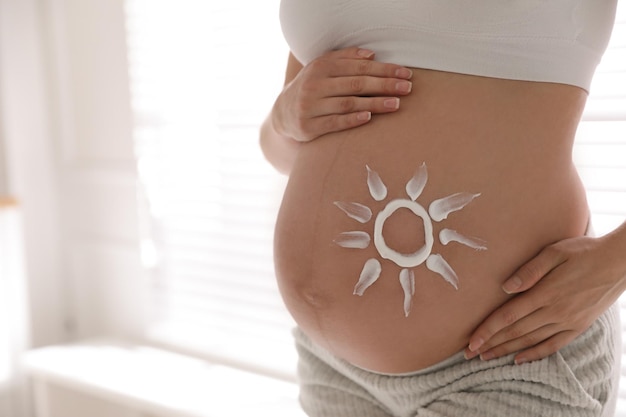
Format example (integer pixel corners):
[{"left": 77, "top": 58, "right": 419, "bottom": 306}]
[{"left": 333, "top": 163, "right": 487, "bottom": 317}]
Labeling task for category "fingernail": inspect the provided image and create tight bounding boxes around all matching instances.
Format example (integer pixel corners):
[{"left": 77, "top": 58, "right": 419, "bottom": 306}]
[
  {"left": 396, "top": 81, "right": 412, "bottom": 93},
  {"left": 468, "top": 338, "right": 484, "bottom": 352},
  {"left": 395, "top": 68, "right": 413, "bottom": 79},
  {"left": 480, "top": 351, "right": 495, "bottom": 361},
  {"left": 515, "top": 357, "right": 528, "bottom": 365},
  {"left": 502, "top": 276, "right": 522, "bottom": 294},
  {"left": 383, "top": 98, "right": 400, "bottom": 109},
  {"left": 357, "top": 48, "right": 375, "bottom": 58},
  {"left": 356, "top": 111, "right": 371, "bottom": 121},
  {"left": 464, "top": 350, "right": 478, "bottom": 360}
]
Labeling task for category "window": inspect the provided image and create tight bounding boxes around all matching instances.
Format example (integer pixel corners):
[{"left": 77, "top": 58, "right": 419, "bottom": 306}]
[
  {"left": 125, "top": 0, "right": 626, "bottom": 404},
  {"left": 574, "top": 7, "right": 626, "bottom": 413},
  {"left": 575, "top": 4, "right": 626, "bottom": 236},
  {"left": 125, "top": 0, "right": 295, "bottom": 379}
]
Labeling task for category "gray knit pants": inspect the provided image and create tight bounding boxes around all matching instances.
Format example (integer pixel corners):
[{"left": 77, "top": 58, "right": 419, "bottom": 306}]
[{"left": 294, "top": 303, "right": 621, "bottom": 417}]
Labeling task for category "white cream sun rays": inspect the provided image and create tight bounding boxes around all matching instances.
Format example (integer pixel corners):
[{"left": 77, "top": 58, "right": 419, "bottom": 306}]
[{"left": 334, "top": 163, "right": 487, "bottom": 317}]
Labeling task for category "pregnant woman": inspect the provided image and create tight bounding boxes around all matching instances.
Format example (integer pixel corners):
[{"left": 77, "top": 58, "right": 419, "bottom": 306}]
[{"left": 260, "top": 1, "right": 625, "bottom": 416}]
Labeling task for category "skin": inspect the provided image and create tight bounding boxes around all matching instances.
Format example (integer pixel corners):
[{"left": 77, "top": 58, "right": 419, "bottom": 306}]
[
  {"left": 260, "top": 48, "right": 413, "bottom": 174},
  {"left": 260, "top": 46, "right": 626, "bottom": 366},
  {"left": 465, "top": 225, "right": 626, "bottom": 364}
]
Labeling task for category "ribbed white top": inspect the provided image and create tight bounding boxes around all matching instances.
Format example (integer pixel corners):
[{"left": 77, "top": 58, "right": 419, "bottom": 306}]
[{"left": 280, "top": 0, "right": 617, "bottom": 92}]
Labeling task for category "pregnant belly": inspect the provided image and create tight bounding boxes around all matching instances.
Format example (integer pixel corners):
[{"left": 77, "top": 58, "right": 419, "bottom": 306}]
[{"left": 273, "top": 72, "right": 589, "bottom": 373}]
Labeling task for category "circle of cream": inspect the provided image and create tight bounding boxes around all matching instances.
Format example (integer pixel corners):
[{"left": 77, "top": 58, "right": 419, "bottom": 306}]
[{"left": 374, "top": 199, "right": 433, "bottom": 268}]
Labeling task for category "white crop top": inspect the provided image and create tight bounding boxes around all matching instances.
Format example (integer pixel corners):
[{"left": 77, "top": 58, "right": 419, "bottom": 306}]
[{"left": 279, "top": 0, "right": 617, "bottom": 92}]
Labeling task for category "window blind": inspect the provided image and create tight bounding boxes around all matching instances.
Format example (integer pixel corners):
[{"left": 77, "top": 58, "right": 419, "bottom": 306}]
[
  {"left": 576, "top": 2, "right": 626, "bottom": 236},
  {"left": 124, "top": 0, "right": 295, "bottom": 379},
  {"left": 125, "top": 0, "right": 626, "bottom": 399},
  {"left": 574, "top": 3, "right": 626, "bottom": 415}
]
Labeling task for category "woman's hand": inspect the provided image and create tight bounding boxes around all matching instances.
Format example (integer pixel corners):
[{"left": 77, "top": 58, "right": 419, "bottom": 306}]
[
  {"left": 272, "top": 47, "right": 414, "bottom": 143},
  {"left": 464, "top": 232, "right": 626, "bottom": 365}
]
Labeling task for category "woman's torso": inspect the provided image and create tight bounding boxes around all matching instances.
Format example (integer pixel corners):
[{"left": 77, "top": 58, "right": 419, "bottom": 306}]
[
  {"left": 274, "top": 0, "right": 617, "bottom": 373},
  {"left": 274, "top": 70, "right": 590, "bottom": 373}
]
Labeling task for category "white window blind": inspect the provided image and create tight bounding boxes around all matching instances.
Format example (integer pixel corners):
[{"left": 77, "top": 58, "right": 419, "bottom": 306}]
[
  {"left": 124, "top": 0, "right": 295, "bottom": 379},
  {"left": 575, "top": 3, "right": 626, "bottom": 415},
  {"left": 575, "top": 2, "right": 626, "bottom": 236},
  {"left": 125, "top": 0, "right": 626, "bottom": 401}
]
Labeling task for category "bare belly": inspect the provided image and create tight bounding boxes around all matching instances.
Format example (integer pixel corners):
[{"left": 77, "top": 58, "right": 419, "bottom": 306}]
[{"left": 274, "top": 69, "right": 590, "bottom": 373}]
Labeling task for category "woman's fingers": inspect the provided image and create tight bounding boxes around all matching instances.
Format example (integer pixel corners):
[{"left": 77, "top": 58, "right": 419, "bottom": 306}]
[
  {"left": 333, "top": 75, "right": 412, "bottom": 97},
  {"left": 465, "top": 314, "right": 556, "bottom": 360},
  {"left": 301, "top": 70, "right": 413, "bottom": 103},
  {"left": 510, "top": 331, "right": 578, "bottom": 365},
  {"left": 321, "top": 47, "right": 413, "bottom": 79},
  {"left": 326, "top": 56, "right": 414, "bottom": 80},
  {"left": 295, "top": 96, "right": 403, "bottom": 137},
  {"left": 310, "top": 111, "right": 374, "bottom": 136},
  {"left": 323, "top": 46, "right": 377, "bottom": 60},
  {"left": 314, "top": 95, "right": 402, "bottom": 117},
  {"left": 466, "top": 245, "right": 567, "bottom": 354},
  {"left": 474, "top": 329, "right": 578, "bottom": 365},
  {"left": 466, "top": 295, "right": 537, "bottom": 355},
  {"left": 502, "top": 245, "right": 567, "bottom": 294},
  {"left": 464, "top": 236, "right": 622, "bottom": 365},
  {"left": 277, "top": 46, "right": 415, "bottom": 142},
  {"left": 291, "top": 72, "right": 412, "bottom": 140}
]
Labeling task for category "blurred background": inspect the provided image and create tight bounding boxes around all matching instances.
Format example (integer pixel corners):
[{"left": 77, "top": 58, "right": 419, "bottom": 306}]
[{"left": 0, "top": 0, "right": 624, "bottom": 416}]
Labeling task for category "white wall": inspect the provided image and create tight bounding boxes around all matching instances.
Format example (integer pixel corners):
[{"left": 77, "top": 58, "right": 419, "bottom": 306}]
[
  {"left": 0, "top": 0, "right": 65, "bottom": 348},
  {"left": 39, "top": 0, "right": 148, "bottom": 341},
  {"left": 0, "top": 0, "right": 148, "bottom": 368},
  {"left": 33, "top": 382, "right": 144, "bottom": 417},
  {"left": 1, "top": 0, "right": 146, "bottom": 347},
  {"left": 0, "top": 0, "right": 151, "bottom": 414},
  {"left": 2, "top": 0, "right": 298, "bottom": 415}
]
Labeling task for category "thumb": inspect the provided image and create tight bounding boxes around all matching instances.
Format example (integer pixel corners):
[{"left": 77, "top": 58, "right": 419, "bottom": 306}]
[{"left": 502, "top": 246, "right": 566, "bottom": 294}]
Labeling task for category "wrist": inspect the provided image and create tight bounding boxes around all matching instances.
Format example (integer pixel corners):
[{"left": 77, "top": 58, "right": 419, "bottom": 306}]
[
  {"left": 268, "top": 107, "right": 294, "bottom": 143},
  {"left": 601, "top": 221, "right": 626, "bottom": 289},
  {"left": 259, "top": 113, "right": 300, "bottom": 176}
]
